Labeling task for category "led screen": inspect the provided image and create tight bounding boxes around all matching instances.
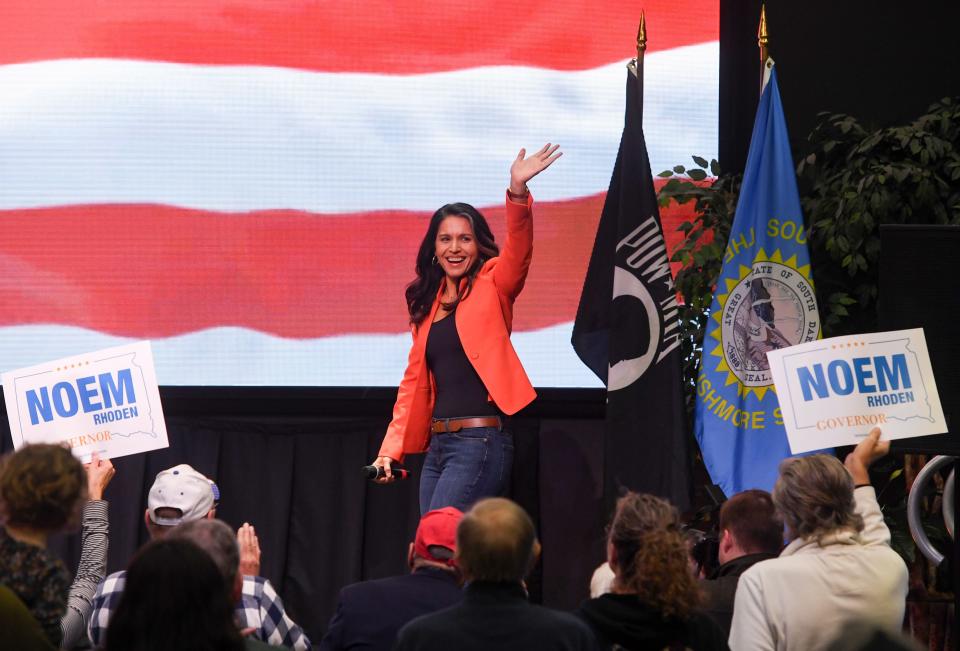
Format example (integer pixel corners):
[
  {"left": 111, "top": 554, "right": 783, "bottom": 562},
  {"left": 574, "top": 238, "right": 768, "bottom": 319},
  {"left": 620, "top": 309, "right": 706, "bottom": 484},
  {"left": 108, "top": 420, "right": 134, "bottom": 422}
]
[{"left": 0, "top": 0, "right": 718, "bottom": 386}]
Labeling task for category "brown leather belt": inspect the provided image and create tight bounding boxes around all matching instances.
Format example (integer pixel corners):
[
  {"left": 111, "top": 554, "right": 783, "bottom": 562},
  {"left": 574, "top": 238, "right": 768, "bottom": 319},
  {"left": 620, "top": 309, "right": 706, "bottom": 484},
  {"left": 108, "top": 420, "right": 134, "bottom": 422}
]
[{"left": 431, "top": 416, "right": 502, "bottom": 434}]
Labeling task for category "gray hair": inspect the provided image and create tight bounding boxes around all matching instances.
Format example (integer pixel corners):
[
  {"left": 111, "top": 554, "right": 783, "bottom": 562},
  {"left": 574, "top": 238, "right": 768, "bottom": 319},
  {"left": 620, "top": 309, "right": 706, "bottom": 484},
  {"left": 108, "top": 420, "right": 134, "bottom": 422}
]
[
  {"left": 168, "top": 519, "right": 240, "bottom": 586},
  {"left": 773, "top": 454, "right": 864, "bottom": 543}
]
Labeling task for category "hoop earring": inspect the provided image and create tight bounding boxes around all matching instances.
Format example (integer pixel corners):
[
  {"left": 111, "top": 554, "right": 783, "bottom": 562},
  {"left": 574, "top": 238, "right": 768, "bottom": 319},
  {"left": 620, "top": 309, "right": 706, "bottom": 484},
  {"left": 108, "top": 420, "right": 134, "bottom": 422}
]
[{"left": 432, "top": 255, "right": 438, "bottom": 265}]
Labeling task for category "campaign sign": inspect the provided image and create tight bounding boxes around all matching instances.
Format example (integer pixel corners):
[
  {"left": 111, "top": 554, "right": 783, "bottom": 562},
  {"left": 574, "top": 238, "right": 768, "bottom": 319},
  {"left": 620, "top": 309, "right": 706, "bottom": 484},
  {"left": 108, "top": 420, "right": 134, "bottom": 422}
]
[
  {"left": 767, "top": 328, "right": 947, "bottom": 453},
  {"left": 2, "top": 341, "right": 169, "bottom": 461}
]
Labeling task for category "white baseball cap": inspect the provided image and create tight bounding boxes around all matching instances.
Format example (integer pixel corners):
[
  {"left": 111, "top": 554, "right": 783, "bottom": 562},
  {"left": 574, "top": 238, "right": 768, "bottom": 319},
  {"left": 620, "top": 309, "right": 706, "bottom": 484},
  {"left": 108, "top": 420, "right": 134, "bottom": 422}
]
[{"left": 147, "top": 464, "right": 220, "bottom": 526}]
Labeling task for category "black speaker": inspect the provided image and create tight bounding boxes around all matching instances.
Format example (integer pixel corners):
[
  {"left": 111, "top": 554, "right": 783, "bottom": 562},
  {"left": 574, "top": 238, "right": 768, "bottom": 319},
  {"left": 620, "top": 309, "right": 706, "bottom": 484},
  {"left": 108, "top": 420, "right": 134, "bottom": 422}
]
[{"left": 879, "top": 224, "right": 958, "bottom": 454}]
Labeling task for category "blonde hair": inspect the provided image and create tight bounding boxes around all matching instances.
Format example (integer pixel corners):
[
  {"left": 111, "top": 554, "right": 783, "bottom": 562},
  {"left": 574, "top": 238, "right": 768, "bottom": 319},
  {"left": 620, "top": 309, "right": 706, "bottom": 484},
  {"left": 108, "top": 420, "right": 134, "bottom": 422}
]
[
  {"left": 609, "top": 493, "right": 701, "bottom": 619},
  {"left": 773, "top": 454, "right": 864, "bottom": 543}
]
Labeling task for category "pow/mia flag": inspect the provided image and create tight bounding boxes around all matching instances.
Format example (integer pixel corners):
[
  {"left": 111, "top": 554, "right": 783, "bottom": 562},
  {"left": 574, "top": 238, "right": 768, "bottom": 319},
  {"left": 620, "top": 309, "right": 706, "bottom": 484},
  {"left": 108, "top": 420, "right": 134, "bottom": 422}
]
[{"left": 572, "top": 67, "right": 690, "bottom": 512}]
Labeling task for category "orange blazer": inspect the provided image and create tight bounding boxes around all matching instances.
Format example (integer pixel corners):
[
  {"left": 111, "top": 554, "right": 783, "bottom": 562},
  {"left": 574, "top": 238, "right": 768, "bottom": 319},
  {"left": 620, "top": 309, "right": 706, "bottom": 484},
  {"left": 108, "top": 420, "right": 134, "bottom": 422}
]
[{"left": 378, "top": 192, "right": 538, "bottom": 462}]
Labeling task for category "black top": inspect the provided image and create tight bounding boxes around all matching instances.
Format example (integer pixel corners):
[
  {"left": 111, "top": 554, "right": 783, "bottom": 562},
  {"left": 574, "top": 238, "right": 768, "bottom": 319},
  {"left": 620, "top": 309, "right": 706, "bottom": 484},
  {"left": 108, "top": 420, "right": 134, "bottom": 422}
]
[
  {"left": 577, "top": 593, "right": 728, "bottom": 651},
  {"left": 396, "top": 581, "right": 597, "bottom": 651},
  {"left": 319, "top": 566, "right": 462, "bottom": 651},
  {"left": 700, "top": 552, "right": 778, "bottom": 636},
  {"left": 425, "top": 312, "right": 498, "bottom": 418}
]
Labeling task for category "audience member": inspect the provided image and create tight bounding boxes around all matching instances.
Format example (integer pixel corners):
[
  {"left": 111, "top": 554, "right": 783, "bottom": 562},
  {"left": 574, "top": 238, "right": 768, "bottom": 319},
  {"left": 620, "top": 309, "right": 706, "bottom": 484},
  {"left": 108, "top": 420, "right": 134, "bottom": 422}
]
[
  {"left": 577, "top": 492, "right": 728, "bottom": 651},
  {"left": 320, "top": 506, "right": 464, "bottom": 651},
  {"left": 0, "top": 444, "right": 87, "bottom": 646},
  {"left": 88, "top": 463, "right": 310, "bottom": 649},
  {"left": 103, "top": 536, "right": 262, "bottom": 651},
  {"left": 588, "top": 562, "right": 614, "bottom": 598},
  {"left": 824, "top": 620, "right": 922, "bottom": 651},
  {"left": 395, "top": 498, "right": 596, "bottom": 651},
  {"left": 170, "top": 519, "right": 286, "bottom": 650},
  {"left": 60, "top": 452, "right": 116, "bottom": 649},
  {"left": 687, "top": 527, "right": 721, "bottom": 579},
  {"left": 729, "top": 428, "right": 909, "bottom": 650},
  {"left": 589, "top": 524, "right": 725, "bottom": 600},
  {"left": 0, "top": 584, "right": 56, "bottom": 651},
  {"left": 824, "top": 621, "right": 928, "bottom": 651},
  {"left": 701, "top": 489, "right": 782, "bottom": 635}
]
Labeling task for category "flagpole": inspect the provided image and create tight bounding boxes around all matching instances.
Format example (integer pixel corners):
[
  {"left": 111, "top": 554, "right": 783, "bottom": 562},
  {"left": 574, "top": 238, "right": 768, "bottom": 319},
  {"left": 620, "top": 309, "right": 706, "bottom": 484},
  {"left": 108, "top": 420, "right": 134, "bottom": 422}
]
[
  {"left": 629, "top": 11, "right": 647, "bottom": 107},
  {"left": 757, "top": 4, "right": 772, "bottom": 92},
  {"left": 636, "top": 10, "right": 647, "bottom": 70}
]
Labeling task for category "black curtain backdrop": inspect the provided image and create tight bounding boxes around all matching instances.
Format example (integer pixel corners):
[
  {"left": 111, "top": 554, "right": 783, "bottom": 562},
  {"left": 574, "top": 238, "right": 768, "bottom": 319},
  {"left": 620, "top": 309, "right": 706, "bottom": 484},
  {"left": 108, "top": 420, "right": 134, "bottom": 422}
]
[
  {"left": 719, "top": 0, "right": 960, "bottom": 175},
  {"left": 0, "top": 403, "right": 606, "bottom": 643}
]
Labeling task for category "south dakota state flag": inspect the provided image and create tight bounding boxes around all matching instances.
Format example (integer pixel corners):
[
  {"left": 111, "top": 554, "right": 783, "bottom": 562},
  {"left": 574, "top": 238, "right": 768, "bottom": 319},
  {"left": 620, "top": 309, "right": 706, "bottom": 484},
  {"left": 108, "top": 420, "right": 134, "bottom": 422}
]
[{"left": 695, "top": 63, "right": 821, "bottom": 496}]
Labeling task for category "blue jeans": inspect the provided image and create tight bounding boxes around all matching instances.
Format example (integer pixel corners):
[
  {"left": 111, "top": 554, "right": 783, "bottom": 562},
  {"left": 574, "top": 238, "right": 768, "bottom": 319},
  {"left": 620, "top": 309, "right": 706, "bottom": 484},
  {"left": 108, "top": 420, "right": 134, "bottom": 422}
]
[{"left": 419, "top": 426, "right": 514, "bottom": 515}]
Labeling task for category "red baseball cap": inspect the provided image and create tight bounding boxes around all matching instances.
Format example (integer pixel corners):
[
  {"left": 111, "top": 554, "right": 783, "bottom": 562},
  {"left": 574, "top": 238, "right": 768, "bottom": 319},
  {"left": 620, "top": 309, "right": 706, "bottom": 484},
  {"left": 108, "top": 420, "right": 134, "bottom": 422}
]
[{"left": 414, "top": 506, "right": 463, "bottom": 566}]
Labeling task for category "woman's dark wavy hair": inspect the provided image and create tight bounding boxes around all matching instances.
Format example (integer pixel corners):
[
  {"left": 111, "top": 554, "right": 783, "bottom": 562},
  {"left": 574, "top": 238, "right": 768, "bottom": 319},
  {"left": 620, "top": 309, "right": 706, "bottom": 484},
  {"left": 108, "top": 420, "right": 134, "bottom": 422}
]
[
  {"left": 105, "top": 538, "right": 245, "bottom": 651},
  {"left": 406, "top": 203, "right": 499, "bottom": 326}
]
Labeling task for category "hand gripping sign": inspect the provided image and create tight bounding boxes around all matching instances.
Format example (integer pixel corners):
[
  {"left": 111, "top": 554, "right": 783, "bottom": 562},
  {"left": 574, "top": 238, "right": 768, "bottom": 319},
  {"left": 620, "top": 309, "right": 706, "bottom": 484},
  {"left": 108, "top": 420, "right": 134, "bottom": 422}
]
[
  {"left": 2, "top": 341, "right": 169, "bottom": 461},
  {"left": 767, "top": 328, "right": 947, "bottom": 453}
]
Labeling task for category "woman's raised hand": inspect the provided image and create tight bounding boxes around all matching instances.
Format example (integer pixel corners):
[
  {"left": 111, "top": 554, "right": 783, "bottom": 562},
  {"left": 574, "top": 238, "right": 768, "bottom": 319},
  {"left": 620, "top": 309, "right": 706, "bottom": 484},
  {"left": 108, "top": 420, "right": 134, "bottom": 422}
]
[{"left": 510, "top": 143, "right": 562, "bottom": 195}]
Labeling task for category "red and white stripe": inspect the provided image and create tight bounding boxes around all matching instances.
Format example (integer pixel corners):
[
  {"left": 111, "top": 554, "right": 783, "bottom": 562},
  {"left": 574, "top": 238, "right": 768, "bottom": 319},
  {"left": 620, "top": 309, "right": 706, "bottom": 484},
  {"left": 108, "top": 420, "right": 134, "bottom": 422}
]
[{"left": 0, "top": 0, "right": 717, "bottom": 386}]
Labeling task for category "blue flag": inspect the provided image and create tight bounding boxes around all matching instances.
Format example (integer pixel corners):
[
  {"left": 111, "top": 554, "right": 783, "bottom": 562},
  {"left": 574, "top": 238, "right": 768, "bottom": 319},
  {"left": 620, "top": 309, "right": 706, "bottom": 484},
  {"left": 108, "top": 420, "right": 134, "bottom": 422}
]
[{"left": 695, "top": 65, "right": 822, "bottom": 496}]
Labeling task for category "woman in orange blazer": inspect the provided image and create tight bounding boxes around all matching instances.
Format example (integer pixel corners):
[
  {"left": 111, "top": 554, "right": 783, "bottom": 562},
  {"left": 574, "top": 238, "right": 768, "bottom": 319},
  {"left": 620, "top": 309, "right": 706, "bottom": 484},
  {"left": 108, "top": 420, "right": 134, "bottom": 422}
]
[{"left": 371, "top": 144, "right": 561, "bottom": 514}]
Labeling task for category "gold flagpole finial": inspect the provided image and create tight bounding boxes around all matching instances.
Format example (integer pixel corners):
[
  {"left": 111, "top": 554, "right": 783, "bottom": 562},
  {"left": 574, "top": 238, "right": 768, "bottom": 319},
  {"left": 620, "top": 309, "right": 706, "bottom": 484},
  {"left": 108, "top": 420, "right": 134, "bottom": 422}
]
[
  {"left": 758, "top": 4, "right": 769, "bottom": 63},
  {"left": 629, "top": 10, "right": 647, "bottom": 81},
  {"left": 637, "top": 10, "right": 647, "bottom": 60},
  {"left": 758, "top": 4, "right": 771, "bottom": 91}
]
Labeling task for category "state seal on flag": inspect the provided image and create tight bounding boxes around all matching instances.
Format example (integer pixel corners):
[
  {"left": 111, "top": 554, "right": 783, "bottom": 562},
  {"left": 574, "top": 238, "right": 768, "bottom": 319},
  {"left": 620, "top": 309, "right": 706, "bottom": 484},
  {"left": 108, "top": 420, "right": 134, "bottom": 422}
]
[{"left": 709, "top": 249, "right": 820, "bottom": 399}]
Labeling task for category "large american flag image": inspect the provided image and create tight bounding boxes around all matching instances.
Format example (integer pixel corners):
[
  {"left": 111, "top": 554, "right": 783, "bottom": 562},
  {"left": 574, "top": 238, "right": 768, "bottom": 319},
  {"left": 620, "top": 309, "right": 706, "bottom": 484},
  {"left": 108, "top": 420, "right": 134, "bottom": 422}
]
[{"left": 0, "top": 0, "right": 718, "bottom": 386}]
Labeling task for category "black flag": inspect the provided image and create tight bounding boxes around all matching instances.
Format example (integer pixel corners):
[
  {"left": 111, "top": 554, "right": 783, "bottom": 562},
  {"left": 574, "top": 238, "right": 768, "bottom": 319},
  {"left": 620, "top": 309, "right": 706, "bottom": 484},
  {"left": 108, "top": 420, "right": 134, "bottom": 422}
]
[{"left": 571, "top": 67, "right": 690, "bottom": 512}]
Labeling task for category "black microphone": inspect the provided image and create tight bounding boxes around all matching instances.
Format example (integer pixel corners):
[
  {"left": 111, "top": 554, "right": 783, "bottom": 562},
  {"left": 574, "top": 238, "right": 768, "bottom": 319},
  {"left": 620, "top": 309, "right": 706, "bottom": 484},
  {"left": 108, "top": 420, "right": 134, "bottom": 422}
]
[{"left": 361, "top": 465, "right": 410, "bottom": 481}]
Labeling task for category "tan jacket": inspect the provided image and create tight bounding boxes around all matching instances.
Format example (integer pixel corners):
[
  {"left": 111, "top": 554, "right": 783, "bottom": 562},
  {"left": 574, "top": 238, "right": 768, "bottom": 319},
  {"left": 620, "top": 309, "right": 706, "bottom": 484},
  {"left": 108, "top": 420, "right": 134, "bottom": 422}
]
[{"left": 729, "top": 486, "right": 908, "bottom": 650}]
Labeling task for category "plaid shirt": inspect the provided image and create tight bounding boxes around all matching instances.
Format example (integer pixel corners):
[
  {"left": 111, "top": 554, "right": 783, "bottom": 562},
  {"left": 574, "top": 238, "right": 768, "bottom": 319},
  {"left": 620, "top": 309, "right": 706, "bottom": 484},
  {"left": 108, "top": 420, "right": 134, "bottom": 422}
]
[{"left": 88, "top": 571, "right": 311, "bottom": 649}]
